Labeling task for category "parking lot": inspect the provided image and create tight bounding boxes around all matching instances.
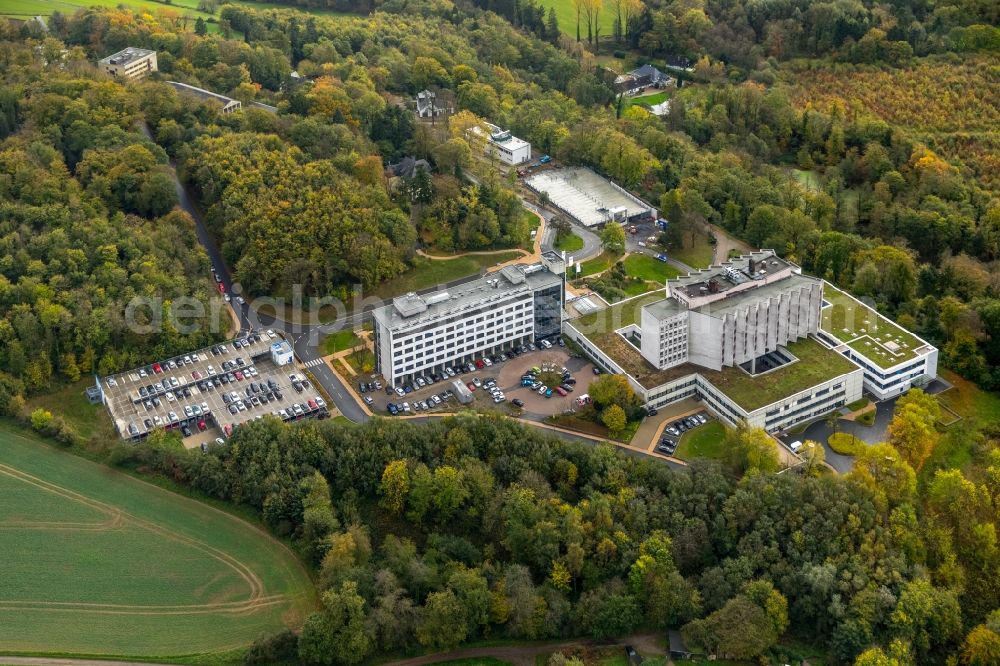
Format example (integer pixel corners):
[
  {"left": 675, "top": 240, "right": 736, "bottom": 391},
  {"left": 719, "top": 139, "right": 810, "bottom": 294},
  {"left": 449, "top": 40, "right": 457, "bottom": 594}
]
[
  {"left": 654, "top": 411, "right": 713, "bottom": 456},
  {"left": 359, "top": 339, "right": 596, "bottom": 418},
  {"left": 102, "top": 331, "right": 330, "bottom": 448}
]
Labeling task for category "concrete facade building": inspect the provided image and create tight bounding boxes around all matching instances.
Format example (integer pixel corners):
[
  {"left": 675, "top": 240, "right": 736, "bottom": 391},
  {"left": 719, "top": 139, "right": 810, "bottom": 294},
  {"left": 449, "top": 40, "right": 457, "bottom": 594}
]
[
  {"left": 639, "top": 252, "right": 824, "bottom": 372},
  {"left": 372, "top": 262, "right": 563, "bottom": 386},
  {"left": 99, "top": 47, "right": 157, "bottom": 80},
  {"left": 470, "top": 122, "right": 532, "bottom": 165},
  {"left": 816, "top": 283, "right": 938, "bottom": 400},
  {"left": 565, "top": 251, "right": 887, "bottom": 433}
]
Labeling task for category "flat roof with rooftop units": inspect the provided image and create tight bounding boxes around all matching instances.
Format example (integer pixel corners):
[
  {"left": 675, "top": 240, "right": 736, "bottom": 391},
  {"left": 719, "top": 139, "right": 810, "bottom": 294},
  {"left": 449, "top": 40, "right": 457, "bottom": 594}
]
[
  {"left": 99, "top": 47, "right": 154, "bottom": 67},
  {"left": 525, "top": 167, "right": 657, "bottom": 227},
  {"left": 101, "top": 330, "right": 330, "bottom": 446}
]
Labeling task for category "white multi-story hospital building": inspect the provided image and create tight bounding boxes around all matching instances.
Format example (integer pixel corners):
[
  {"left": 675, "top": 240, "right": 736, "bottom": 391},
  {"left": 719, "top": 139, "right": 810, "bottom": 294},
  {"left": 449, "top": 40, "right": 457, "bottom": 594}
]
[
  {"left": 565, "top": 250, "right": 937, "bottom": 432},
  {"left": 372, "top": 258, "right": 564, "bottom": 386}
]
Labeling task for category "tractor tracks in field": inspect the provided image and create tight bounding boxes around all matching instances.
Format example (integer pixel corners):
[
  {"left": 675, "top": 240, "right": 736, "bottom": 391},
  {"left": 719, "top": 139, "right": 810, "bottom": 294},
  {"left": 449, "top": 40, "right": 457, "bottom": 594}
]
[{"left": 0, "top": 464, "right": 279, "bottom": 617}]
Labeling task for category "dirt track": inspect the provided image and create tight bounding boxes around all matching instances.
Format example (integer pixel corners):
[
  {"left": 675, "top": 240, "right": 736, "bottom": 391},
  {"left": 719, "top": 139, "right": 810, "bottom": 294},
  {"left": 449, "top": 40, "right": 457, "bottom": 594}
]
[{"left": 383, "top": 632, "right": 666, "bottom": 666}]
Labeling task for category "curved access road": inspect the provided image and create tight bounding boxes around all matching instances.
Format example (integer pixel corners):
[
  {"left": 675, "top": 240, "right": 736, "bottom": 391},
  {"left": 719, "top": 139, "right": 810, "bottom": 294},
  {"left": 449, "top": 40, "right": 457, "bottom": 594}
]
[{"left": 153, "top": 139, "right": 685, "bottom": 467}]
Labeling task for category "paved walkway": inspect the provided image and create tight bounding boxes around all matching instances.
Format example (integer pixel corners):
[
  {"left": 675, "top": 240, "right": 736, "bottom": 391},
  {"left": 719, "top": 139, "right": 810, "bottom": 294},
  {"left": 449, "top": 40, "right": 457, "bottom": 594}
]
[{"left": 416, "top": 247, "right": 530, "bottom": 260}]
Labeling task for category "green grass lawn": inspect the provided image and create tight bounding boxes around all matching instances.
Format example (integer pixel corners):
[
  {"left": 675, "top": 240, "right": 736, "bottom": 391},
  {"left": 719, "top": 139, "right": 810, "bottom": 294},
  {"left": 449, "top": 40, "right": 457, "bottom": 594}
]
[
  {"left": 26, "top": 379, "right": 112, "bottom": 443},
  {"left": 322, "top": 329, "right": 363, "bottom": 355},
  {"left": 828, "top": 431, "right": 866, "bottom": 456},
  {"left": 674, "top": 421, "right": 727, "bottom": 461},
  {"left": 534, "top": 0, "right": 615, "bottom": 37},
  {"left": 373, "top": 252, "right": 521, "bottom": 298},
  {"left": 622, "top": 254, "right": 681, "bottom": 282},
  {"left": 935, "top": 368, "right": 1000, "bottom": 426},
  {"left": 625, "top": 90, "right": 670, "bottom": 111},
  {"left": 555, "top": 232, "right": 584, "bottom": 253},
  {"left": 0, "top": 423, "right": 315, "bottom": 660},
  {"left": 820, "top": 283, "right": 923, "bottom": 369},
  {"left": 707, "top": 337, "right": 859, "bottom": 412},
  {"left": 667, "top": 236, "right": 714, "bottom": 269},
  {"left": 578, "top": 251, "right": 620, "bottom": 277}
]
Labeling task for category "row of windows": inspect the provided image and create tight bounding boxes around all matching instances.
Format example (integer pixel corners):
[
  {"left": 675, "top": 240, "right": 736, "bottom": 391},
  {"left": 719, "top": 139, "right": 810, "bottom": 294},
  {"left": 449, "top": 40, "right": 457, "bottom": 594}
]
[
  {"left": 392, "top": 295, "right": 531, "bottom": 340},
  {"left": 394, "top": 325, "right": 531, "bottom": 372},
  {"left": 394, "top": 310, "right": 529, "bottom": 351},
  {"left": 394, "top": 316, "right": 526, "bottom": 355},
  {"left": 765, "top": 393, "right": 846, "bottom": 430}
]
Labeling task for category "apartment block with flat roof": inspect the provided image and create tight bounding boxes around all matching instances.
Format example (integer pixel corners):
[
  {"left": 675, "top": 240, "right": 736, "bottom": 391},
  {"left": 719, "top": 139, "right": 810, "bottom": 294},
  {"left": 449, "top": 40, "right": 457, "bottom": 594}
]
[
  {"left": 99, "top": 47, "right": 157, "bottom": 80},
  {"left": 372, "top": 262, "right": 563, "bottom": 386}
]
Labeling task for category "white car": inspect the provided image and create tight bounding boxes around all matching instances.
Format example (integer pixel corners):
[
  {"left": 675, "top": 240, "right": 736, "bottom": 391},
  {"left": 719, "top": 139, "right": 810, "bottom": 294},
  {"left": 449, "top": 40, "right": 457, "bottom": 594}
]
[
  {"left": 315, "top": 397, "right": 327, "bottom": 409},
  {"left": 235, "top": 296, "right": 244, "bottom": 305},
  {"left": 267, "top": 329, "right": 275, "bottom": 338},
  {"left": 224, "top": 293, "right": 231, "bottom": 303},
  {"left": 415, "top": 377, "right": 426, "bottom": 387},
  {"left": 106, "top": 377, "right": 117, "bottom": 387},
  {"left": 166, "top": 392, "right": 176, "bottom": 403},
  {"left": 431, "top": 395, "right": 442, "bottom": 405},
  {"left": 483, "top": 358, "right": 493, "bottom": 366},
  {"left": 207, "top": 365, "right": 216, "bottom": 375},
  {"left": 789, "top": 440, "right": 803, "bottom": 453}
]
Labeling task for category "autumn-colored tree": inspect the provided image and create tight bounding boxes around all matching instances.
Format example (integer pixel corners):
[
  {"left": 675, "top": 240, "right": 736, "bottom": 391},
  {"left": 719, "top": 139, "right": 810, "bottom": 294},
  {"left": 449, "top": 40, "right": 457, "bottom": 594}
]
[
  {"left": 378, "top": 460, "right": 409, "bottom": 515},
  {"left": 886, "top": 390, "right": 940, "bottom": 468},
  {"left": 602, "top": 404, "right": 627, "bottom": 432},
  {"left": 600, "top": 223, "right": 626, "bottom": 252}
]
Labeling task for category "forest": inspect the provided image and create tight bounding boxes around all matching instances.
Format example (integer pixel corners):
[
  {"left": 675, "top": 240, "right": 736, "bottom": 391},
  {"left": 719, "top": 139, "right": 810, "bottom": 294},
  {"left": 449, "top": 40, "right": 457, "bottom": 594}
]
[
  {"left": 32, "top": 0, "right": 997, "bottom": 389},
  {"left": 1, "top": 0, "right": 1000, "bottom": 662},
  {"left": 117, "top": 411, "right": 1000, "bottom": 665},
  {"left": 0, "top": 46, "right": 224, "bottom": 424}
]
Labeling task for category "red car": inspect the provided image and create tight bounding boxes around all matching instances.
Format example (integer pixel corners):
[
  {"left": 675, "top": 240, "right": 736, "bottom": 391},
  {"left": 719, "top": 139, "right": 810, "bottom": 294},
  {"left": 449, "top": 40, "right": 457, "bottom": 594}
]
[
  {"left": 152, "top": 363, "right": 162, "bottom": 374},
  {"left": 192, "top": 371, "right": 201, "bottom": 380},
  {"left": 475, "top": 359, "right": 485, "bottom": 369},
  {"left": 467, "top": 382, "right": 476, "bottom": 392},
  {"left": 308, "top": 399, "right": 318, "bottom": 410},
  {"left": 217, "top": 282, "right": 225, "bottom": 293},
  {"left": 197, "top": 420, "right": 207, "bottom": 431},
  {"left": 234, "top": 371, "right": 244, "bottom": 380}
]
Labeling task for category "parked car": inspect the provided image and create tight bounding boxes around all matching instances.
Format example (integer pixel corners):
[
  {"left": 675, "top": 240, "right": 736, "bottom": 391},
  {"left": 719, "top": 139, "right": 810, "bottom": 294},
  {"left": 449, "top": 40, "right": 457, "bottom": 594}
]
[{"left": 511, "top": 398, "right": 525, "bottom": 407}]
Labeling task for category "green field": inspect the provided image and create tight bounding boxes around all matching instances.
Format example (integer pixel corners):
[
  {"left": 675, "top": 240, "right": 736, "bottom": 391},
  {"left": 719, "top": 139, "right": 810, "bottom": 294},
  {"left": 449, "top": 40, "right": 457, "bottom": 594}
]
[
  {"left": 1, "top": 0, "right": 350, "bottom": 23},
  {"left": 535, "top": 0, "right": 616, "bottom": 37},
  {"left": 0, "top": 424, "right": 315, "bottom": 659},
  {"left": 622, "top": 254, "right": 681, "bottom": 282}
]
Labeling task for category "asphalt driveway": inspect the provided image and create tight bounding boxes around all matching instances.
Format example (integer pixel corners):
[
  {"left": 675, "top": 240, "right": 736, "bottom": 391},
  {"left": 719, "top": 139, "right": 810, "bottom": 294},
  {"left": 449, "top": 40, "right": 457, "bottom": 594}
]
[{"left": 778, "top": 395, "right": 900, "bottom": 473}]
